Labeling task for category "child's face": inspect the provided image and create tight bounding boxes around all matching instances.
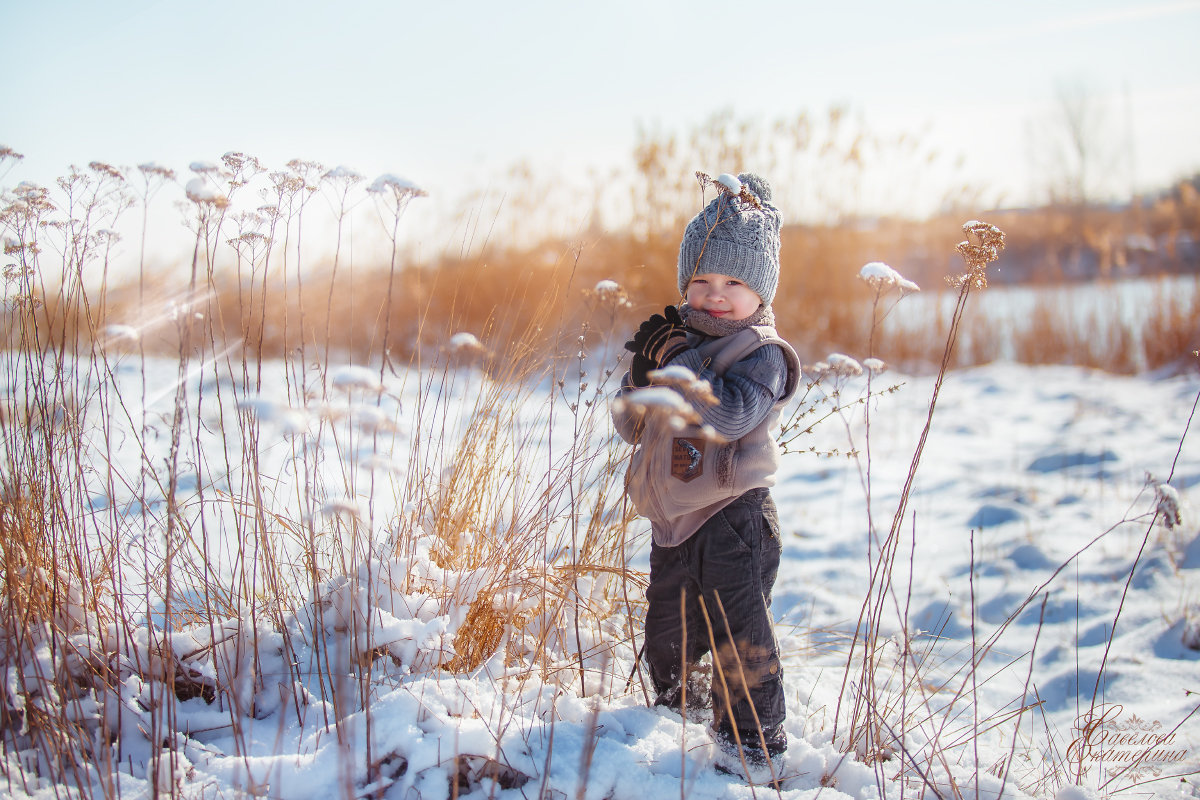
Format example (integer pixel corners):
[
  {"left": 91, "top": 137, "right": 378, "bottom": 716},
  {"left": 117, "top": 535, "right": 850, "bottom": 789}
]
[{"left": 685, "top": 273, "right": 762, "bottom": 321}]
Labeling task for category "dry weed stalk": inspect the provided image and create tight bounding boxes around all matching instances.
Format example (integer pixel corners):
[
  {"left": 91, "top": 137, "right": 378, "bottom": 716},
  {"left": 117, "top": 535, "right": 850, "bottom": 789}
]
[
  {"left": 4, "top": 135, "right": 1190, "bottom": 796},
  {"left": 817, "top": 219, "right": 1196, "bottom": 796},
  {"left": 833, "top": 221, "right": 1006, "bottom": 782},
  {"left": 0, "top": 151, "right": 644, "bottom": 797}
]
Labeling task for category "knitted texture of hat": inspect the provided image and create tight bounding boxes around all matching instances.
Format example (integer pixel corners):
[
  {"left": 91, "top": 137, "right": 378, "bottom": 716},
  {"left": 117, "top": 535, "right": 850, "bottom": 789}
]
[{"left": 677, "top": 172, "right": 782, "bottom": 305}]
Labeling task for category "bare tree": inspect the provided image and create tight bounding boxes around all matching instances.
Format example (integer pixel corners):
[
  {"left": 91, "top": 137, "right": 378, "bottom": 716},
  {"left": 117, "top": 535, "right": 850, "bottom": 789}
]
[
  {"left": 1024, "top": 81, "right": 1134, "bottom": 279},
  {"left": 1029, "top": 81, "right": 1124, "bottom": 207}
]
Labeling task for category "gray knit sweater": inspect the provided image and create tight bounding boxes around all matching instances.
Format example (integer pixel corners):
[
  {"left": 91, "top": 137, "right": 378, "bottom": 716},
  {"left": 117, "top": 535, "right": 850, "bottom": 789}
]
[{"left": 612, "top": 326, "right": 800, "bottom": 545}]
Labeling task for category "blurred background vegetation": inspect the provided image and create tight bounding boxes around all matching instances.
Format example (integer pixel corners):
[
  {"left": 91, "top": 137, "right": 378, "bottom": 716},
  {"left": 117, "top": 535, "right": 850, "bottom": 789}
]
[{"left": 5, "top": 106, "right": 1198, "bottom": 375}]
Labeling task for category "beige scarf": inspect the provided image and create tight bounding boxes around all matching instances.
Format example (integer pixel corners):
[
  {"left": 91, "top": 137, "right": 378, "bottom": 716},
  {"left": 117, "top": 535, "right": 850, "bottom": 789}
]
[{"left": 680, "top": 303, "right": 775, "bottom": 338}]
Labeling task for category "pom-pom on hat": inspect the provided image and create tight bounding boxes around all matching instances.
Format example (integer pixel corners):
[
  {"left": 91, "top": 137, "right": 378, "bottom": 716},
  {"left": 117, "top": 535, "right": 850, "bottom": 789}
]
[{"left": 677, "top": 171, "right": 783, "bottom": 305}]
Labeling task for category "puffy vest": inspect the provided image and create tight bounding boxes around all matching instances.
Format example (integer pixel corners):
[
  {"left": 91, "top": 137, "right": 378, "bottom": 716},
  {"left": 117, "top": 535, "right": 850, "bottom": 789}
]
[{"left": 623, "top": 325, "right": 801, "bottom": 546}]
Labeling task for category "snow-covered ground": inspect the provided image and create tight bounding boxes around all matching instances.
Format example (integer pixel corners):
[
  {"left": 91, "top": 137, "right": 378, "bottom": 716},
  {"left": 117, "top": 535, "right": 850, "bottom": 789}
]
[
  {"left": 769, "top": 361, "right": 1200, "bottom": 798},
  {"left": 6, "top": 354, "right": 1199, "bottom": 800}
]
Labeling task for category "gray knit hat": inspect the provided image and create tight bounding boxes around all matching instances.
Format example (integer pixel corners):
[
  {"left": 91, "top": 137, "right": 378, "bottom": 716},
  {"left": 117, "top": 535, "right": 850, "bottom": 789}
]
[{"left": 677, "top": 172, "right": 782, "bottom": 305}]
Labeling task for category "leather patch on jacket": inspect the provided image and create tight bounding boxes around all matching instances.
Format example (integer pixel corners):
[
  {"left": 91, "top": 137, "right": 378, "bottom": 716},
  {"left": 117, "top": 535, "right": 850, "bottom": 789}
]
[{"left": 671, "top": 437, "right": 705, "bottom": 482}]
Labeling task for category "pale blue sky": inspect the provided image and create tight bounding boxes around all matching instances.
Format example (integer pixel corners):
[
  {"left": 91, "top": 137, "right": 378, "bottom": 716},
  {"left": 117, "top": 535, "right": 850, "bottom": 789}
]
[{"left": 3, "top": 0, "right": 1199, "bottom": 241}]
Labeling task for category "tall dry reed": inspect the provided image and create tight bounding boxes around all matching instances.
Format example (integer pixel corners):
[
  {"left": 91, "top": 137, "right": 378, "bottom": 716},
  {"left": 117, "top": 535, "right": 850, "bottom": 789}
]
[{"left": 0, "top": 153, "right": 645, "bottom": 798}]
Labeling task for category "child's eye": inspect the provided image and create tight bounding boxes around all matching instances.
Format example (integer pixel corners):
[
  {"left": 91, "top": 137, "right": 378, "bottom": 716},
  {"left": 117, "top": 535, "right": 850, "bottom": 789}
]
[{"left": 727, "top": 280, "right": 742, "bottom": 287}]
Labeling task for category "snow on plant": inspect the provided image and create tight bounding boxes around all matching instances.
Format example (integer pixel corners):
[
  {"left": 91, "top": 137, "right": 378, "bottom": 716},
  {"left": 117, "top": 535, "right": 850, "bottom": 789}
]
[
  {"left": 817, "top": 353, "right": 864, "bottom": 379},
  {"left": 781, "top": 350, "right": 882, "bottom": 461},
  {"left": 859, "top": 260, "right": 919, "bottom": 295},
  {"left": 368, "top": 173, "right": 424, "bottom": 197},
  {"left": 857, "top": 260, "right": 921, "bottom": 364},
  {"left": 103, "top": 323, "right": 139, "bottom": 342},
  {"left": 613, "top": 386, "right": 697, "bottom": 429},
  {"left": 188, "top": 160, "right": 222, "bottom": 175},
  {"left": 590, "top": 278, "right": 632, "bottom": 310},
  {"left": 367, "top": 173, "right": 427, "bottom": 220},
  {"left": 184, "top": 177, "right": 228, "bottom": 208},
  {"left": 137, "top": 160, "right": 175, "bottom": 180},
  {"left": 833, "top": 221, "right": 1008, "bottom": 776},
  {"left": 330, "top": 364, "right": 386, "bottom": 394},
  {"left": 355, "top": 453, "right": 405, "bottom": 475},
  {"left": 447, "top": 331, "right": 484, "bottom": 356},
  {"left": 341, "top": 402, "right": 395, "bottom": 434},
  {"left": 715, "top": 172, "right": 742, "bottom": 194},
  {"left": 86, "top": 161, "right": 123, "bottom": 182},
  {"left": 646, "top": 364, "right": 719, "bottom": 405},
  {"left": 777, "top": 257, "right": 919, "bottom": 459},
  {"left": 1153, "top": 481, "right": 1183, "bottom": 529},
  {"left": 694, "top": 170, "right": 765, "bottom": 209},
  {"left": 323, "top": 164, "right": 364, "bottom": 183},
  {"left": 318, "top": 497, "right": 366, "bottom": 520},
  {"left": 612, "top": 365, "right": 724, "bottom": 437},
  {"left": 0, "top": 144, "right": 24, "bottom": 168},
  {"left": 237, "top": 395, "right": 311, "bottom": 435}
]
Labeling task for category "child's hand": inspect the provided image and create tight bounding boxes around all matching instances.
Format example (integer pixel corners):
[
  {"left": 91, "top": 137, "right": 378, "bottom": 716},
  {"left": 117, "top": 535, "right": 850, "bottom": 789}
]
[
  {"left": 624, "top": 306, "right": 690, "bottom": 376},
  {"left": 628, "top": 352, "right": 656, "bottom": 386}
]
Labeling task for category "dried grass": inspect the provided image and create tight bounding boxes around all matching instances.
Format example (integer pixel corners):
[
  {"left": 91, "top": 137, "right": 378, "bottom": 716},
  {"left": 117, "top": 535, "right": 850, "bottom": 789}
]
[
  {"left": 1, "top": 128, "right": 1197, "bottom": 797},
  {"left": 0, "top": 154, "right": 646, "bottom": 797}
]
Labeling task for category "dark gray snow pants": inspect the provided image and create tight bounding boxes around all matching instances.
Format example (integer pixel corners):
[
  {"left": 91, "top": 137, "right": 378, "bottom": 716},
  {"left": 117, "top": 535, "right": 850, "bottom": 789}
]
[{"left": 644, "top": 488, "right": 787, "bottom": 758}]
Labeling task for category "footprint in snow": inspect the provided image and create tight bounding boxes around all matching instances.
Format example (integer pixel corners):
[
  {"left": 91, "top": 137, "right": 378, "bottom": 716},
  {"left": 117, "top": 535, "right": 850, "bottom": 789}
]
[
  {"left": 1026, "top": 449, "right": 1118, "bottom": 473},
  {"left": 967, "top": 504, "right": 1025, "bottom": 529}
]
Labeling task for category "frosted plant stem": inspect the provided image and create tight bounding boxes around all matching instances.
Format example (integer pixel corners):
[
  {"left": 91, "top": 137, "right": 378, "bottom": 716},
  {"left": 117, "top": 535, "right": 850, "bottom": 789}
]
[
  {"left": 680, "top": 587, "right": 687, "bottom": 800},
  {"left": 996, "top": 593, "right": 1049, "bottom": 800},
  {"left": 872, "top": 713, "right": 945, "bottom": 800},
  {"left": 714, "top": 594, "right": 784, "bottom": 796},
  {"left": 156, "top": 226, "right": 205, "bottom": 800},
  {"left": 575, "top": 697, "right": 600, "bottom": 800},
  {"left": 1084, "top": 379, "right": 1199, "bottom": 753},
  {"left": 698, "top": 594, "right": 758, "bottom": 800},
  {"left": 969, "top": 530, "right": 980, "bottom": 800},
  {"left": 834, "top": 280, "right": 972, "bottom": 750},
  {"left": 620, "top": 491, "right": 650, "bottom": 704}
]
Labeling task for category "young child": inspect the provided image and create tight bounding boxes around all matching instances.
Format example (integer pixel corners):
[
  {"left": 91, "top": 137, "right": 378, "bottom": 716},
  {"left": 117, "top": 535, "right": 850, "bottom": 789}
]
[{"left": 611, "top": 172, "right": 800, "bottom": 782}]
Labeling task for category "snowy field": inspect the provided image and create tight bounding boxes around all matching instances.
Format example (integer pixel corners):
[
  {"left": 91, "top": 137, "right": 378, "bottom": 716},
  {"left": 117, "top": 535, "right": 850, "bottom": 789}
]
[
  {"left": 3, "top": 155, "right": 1196, "bottom": 799},
  {"left": 768, "top": 361, "right": 1200, "bottom": 798},
  {"left": 6, "top": 345, "right": 1198, "bottom": 800}
]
